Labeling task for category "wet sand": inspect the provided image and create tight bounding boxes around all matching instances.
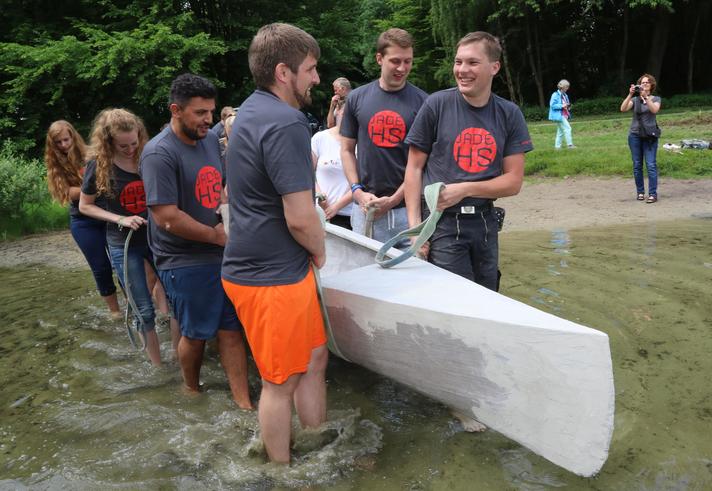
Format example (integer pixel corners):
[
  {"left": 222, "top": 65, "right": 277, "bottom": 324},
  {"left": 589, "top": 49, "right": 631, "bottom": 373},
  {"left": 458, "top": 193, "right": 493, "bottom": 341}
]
[{"left": 2, "top": 177, "right": 711, "bottom": 270}]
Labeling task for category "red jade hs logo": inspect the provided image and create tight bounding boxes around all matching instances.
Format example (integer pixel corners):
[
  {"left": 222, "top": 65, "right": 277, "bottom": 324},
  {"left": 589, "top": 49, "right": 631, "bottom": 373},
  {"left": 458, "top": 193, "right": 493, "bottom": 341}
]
[
  {"left": 453, "top": 128, "right": 497, "bottom": 173},
  {"left": 120, "top": 180, "right": 147, "bottom": 214},
  {"left": 368, "top": 110, "right": 406, "bottom": 148},
  {"left": 195, "top": 166, "right": 222, "bottom": 209}
]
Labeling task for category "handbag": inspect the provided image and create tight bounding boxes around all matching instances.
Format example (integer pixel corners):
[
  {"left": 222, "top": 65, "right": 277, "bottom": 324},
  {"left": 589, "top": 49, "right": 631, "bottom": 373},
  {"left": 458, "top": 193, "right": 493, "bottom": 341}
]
[{"left": 635, "top": 102, "right": 661, "bottom": 139}]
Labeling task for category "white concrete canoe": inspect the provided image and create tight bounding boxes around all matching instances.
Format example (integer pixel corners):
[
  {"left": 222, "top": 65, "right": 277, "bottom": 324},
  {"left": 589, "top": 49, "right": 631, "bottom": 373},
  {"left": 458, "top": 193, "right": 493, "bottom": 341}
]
[{"left": 320, "top": 224, "right": 615, "bottom": 477}]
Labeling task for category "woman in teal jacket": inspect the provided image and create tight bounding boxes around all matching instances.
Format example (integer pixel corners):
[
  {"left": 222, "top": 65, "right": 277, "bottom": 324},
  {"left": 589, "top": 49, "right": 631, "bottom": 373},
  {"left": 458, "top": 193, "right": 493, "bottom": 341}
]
[{"left": 548, "top": 79, "right": 574, "bottom": 149}]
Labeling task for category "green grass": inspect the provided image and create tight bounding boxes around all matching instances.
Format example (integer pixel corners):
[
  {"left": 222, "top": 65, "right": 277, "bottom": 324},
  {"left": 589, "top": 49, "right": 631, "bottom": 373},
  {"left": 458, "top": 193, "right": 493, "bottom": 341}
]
[
  {"left": 0, "top": 202, "right": 69, "bottom": 240},
  {"left": 526, "top": 109, "right": 712, "bottom": 178}
]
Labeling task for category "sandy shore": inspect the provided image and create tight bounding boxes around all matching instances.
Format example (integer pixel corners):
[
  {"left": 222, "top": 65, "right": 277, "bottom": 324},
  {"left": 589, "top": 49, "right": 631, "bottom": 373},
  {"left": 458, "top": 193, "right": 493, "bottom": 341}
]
[{"left": 2, "top": 177, "right": 711, "bottom": 270}]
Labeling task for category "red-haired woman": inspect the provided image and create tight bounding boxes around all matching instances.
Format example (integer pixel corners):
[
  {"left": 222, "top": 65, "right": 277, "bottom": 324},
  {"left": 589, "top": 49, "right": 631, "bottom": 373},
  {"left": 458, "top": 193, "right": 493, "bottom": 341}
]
[{"left": 44, "top": 120, "right": 120, "bottom": 315}]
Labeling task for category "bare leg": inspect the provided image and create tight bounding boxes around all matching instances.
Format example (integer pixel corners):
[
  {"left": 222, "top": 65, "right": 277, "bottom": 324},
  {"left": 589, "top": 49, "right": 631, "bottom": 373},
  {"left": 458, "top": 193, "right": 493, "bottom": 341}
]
[
  {"left": 216, "top": 329, "right": 253, "bottom": 409},
  {"left": 259, "top": 374, "right": 301, "bottom": 463},
  {"left": 142, "top": 329, "right": 162, "bottom": 366},
  {"left": 169, "top": 318, "right": 180, "bottom": 351},
  {"left": 178, "top": 336, "right": 205, "bottom": 392},
  {"left": 451, "top": 409, "right": 487, "bottom": 432},
  {"left": 103, "top": 292, "right": 121, "bottom": 317},
  {"left": 145, "top": 262, "right": 170, "bottom": 316},
  {"left": 293, "top": 345, "right": 328, "bottom": 428}
]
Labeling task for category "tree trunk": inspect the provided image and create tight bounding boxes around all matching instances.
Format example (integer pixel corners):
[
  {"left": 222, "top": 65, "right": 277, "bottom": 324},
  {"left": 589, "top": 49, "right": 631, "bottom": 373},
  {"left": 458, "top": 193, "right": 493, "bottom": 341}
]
[
  {"left": 646, "top": 6, "right": 671, "bottom": 84},
  {"left": 525, "top": 12, "right": 545, "bottom": 108},
  {"left": 500, "top": 32, "right": 518, "bottom": 104},
  {"left": 618, "top": 5, "right": 629, "bottom": 87},
  {"left": 687, "top": 0, "right": 711, "bottom": 93}
]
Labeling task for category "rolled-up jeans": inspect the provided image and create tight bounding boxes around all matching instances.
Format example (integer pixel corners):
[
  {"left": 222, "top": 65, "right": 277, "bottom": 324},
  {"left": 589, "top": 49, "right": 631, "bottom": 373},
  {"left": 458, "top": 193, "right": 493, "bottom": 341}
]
[
  {"left": 350, "top": 204, "right": 410, "bottom": 249},
  {"left": 108, "top": 243, "right": 156, "bottom": 332},
  {"left": 628, "top": 133, "right": 658, "bottom": 196}
]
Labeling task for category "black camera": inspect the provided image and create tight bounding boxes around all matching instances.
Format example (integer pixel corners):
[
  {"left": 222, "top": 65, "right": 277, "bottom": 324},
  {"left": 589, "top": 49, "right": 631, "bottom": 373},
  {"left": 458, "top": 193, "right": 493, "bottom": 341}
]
[{"left": 633, "top": 84, "right": 642, "bottom": 95}]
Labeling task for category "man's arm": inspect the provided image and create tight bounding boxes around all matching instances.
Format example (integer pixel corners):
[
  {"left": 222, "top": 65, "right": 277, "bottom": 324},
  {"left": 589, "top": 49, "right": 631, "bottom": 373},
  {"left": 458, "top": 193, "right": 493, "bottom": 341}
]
[
  {"left": 404, "top": 146, "right": 429, "bottom": 228},
  {"left": 150, "top": 204, "right": 225, "bottom": 247},
  {"left": 282, "top": 190, "right": 326, "bottom": 268},
  {"left": 435, "top": 153, "right": 525, "bottom": 210},
  {"left": 326, "top": 96, "right": 338, "bottom": 128},
  {"left": 341, "top": 136, "right": 377, "bottom": 208}
]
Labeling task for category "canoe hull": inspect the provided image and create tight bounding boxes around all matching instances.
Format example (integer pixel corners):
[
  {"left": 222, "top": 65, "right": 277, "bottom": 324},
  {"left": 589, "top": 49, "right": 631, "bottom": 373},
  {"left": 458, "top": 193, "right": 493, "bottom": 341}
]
[{"left": 321, "top": 224, "right": 614, "bottom": 477}]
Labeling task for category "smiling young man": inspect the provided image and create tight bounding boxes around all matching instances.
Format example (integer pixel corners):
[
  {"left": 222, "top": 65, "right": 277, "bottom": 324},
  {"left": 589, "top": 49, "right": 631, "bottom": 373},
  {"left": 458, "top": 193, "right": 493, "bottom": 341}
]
[
  {"left": 404, "top": 31, "right": 533, "bottom": 291},
  {"left": 140, "top": 73, "right": 252, "bottom": 409},
  {"left": 340, "top": 28, "right": 427, "bottom": 246},
  {"left": 220, "top": 23, "right": 328, "bottom": 464}
]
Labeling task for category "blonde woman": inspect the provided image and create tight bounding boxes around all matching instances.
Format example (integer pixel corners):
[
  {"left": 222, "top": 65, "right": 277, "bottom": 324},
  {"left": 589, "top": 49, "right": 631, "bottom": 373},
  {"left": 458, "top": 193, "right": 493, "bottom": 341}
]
[
  {"left": 79, "top": 109, "right": 162, "bottom": 365},
  {"left": 44, "top": 120, "right": 120, "bottom": 315}
]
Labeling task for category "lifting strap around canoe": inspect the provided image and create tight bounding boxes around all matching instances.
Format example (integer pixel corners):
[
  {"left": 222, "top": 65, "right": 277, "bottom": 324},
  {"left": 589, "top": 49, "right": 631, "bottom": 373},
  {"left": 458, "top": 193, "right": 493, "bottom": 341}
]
[
  {"left": 313, "top": 205, "right": 351, "bottom": 362},
  {"left": 375, "top": 182, "right": 445, "bottom": 268}
]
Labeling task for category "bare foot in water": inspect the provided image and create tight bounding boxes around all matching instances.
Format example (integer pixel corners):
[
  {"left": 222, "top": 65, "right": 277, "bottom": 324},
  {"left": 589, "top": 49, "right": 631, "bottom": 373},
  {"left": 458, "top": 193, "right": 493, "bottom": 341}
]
[
  {"left": 451, "top": 409, "right": 487, "bottom": 432},
  {"left": 181, "top": 383, "right": 204, "bottom": 397}
]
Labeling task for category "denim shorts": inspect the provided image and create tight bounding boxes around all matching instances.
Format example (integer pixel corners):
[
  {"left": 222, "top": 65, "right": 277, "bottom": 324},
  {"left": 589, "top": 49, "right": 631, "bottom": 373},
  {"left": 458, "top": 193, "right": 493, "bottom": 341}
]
[{"left": 158, "top": 263, "right": 241, "bottom": 340}]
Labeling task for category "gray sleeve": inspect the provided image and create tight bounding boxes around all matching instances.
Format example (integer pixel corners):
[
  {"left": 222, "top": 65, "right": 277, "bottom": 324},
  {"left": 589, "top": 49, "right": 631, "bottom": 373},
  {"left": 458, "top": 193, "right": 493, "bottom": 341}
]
[
  {"left": 504, "top": 107, "right": 534, "bottom": 156},
  {"left": 405, "top": 99, "right": 437, "bottom": 154},
  {"left": 263, "top": 123, "right": 314, "bottom": 196},
  {"left": 141, "top": 149, "right": 178, "bottom": 206},
  {"left": 339, "top": 92, "right": 359, "bottom": 139}
]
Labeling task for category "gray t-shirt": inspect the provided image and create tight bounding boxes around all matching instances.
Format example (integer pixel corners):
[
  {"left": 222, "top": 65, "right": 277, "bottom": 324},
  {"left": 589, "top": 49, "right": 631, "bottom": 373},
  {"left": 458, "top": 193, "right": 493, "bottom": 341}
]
[
  {"left": 221, "top": 90, "right": 314, "bottom": 286},
  {"left": 140, "top": 126, "right": 225, "bottom": 269},
  {"left": 630, "top": 96, "right": 661, "bottom": 136},
  {"left": 406, "top": 89, "right": 533, "bottom": 209},
  {"left": 82, "top": 159, "right": 148, "bottom": 247},
  {"left": 340, "top": 80, "right": 427, "bottom": 201}
]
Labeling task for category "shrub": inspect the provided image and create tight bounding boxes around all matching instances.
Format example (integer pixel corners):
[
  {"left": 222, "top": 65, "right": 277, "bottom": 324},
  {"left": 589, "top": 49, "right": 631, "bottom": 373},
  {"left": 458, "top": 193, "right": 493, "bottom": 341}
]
[{"left": 0, "top": 141, "right": 50, "bottom": 218}]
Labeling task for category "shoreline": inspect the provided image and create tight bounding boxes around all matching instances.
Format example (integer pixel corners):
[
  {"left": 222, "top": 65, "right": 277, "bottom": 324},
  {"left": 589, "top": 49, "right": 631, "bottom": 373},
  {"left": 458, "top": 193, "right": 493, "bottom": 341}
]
[{"left": 2, "top": 177, "right": 711, "bottom": 270}]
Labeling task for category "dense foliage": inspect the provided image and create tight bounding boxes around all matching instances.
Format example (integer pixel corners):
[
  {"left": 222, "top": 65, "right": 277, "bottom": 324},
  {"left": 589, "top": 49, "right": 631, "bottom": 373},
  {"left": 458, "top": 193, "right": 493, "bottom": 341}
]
[{"left": 1, "top": 0, "right": 711, "bottom": 154}]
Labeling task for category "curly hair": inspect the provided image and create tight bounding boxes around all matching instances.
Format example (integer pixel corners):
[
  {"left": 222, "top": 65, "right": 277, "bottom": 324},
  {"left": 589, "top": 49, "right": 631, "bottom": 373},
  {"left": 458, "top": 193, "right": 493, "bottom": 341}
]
[
  {"left": 87, "top": 108, "right": 148, "bottom": 198},
  {"left": 44, "top": 120, "right": 87, "bottom": 206}
]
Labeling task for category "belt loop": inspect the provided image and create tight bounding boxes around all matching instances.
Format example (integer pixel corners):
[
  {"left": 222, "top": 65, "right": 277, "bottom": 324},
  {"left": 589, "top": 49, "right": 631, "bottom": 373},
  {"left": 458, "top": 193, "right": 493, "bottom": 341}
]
[
  {"left": 481, "top": 211, "right": 488, "bottom": 244},
  {"left": 456, "top": 213, "right": 461, "bottom": 241}
]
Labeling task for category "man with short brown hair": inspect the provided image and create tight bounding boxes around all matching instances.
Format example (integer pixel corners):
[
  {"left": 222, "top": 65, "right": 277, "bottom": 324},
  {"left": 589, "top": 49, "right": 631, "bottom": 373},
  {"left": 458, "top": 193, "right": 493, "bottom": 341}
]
[
  {"left": 404, "top": 31, "right": 533, "bottom": 291},
  {"left": 221, "top": 23, "right": 327, "bottom": 464},
  {"left": 340, "top": 28, "right": 427, "bottom": 246}
]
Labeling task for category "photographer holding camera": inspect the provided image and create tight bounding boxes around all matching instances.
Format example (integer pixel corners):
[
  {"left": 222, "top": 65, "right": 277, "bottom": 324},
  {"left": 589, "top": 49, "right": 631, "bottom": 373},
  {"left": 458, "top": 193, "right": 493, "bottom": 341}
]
[{"left": 620, "top": 73, "right": 661, "bottom": 203}]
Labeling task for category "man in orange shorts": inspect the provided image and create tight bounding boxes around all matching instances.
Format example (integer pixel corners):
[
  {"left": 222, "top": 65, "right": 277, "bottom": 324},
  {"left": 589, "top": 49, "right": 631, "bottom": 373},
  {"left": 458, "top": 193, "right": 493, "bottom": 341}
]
[{"left": 221, "top": 23, "right": 327, "bottom": 463}]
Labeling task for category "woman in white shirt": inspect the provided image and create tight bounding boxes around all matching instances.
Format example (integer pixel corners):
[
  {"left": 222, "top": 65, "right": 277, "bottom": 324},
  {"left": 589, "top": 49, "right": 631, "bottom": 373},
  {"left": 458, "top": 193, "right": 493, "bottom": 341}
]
[{"left": 311, "top": 101, "right": 353, "bottom": 229}]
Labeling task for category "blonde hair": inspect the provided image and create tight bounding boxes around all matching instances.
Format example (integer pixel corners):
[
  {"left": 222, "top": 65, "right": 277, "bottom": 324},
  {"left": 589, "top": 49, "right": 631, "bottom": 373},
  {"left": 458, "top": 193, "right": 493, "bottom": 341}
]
[
  {"left": 87, "top": 108, "right": 148, "bottom": 198},
  {"left": 44, "top": 120, "right": 87, "bottom": 205},
  {"left": 557, "top": 79, "right": 570, "bottom": 90},
  {"left": 221, "top": 114, "right": 236, "bottom": 149}
]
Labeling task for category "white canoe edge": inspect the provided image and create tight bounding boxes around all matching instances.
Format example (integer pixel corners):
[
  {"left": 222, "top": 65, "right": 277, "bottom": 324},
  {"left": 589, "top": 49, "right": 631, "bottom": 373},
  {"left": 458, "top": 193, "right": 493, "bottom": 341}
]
[{"left": 321, "top": 225, "right": 615, "bottom": 477}]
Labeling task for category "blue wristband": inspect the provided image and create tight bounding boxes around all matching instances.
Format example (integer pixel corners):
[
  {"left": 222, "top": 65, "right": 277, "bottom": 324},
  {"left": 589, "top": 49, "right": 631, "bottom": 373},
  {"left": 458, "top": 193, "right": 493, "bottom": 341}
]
[{"left": 351, "top": 183, "right": 365, "bottom": 193}]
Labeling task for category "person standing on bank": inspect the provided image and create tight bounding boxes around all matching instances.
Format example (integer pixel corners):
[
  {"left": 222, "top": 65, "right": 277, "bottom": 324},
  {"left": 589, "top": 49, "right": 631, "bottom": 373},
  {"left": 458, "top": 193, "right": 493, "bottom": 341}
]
[
  {"left": 340, "top": 28, "right": 427, "bottom": 246},
  {"left": 140, "top": 73, "right": 252, "bottom": 408},
  {"left": 404, "top": 31, "right": 533, "bottom": 292},
  {"left": 326, "top": 77, "right": 351, "bottom": 128},
  {"left": 620, "top": 73, "right": 661, "bottom": 203},
  {"left": 78, "top": 108, "right": 163, "bottom": 366},
  {"left": 548, "top": 79, "right": 574, "bottom": 149},
  {"left": 221, "top": 23, "right": 328, "bottom": 463},
  {"left": 44, "top": 120, "right": 120, "bottom": 316}
]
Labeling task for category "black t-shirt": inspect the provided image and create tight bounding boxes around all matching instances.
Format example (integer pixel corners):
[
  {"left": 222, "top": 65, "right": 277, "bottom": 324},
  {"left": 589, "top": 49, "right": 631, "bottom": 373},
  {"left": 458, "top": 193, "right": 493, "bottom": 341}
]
[
  {"left": 406, "top": 89, "right": 533, "bottom": 209},
  {"left": 140, "top": 126, "right": 225, "bottom": 269},
  {"left": 340, "top": 80, "right": 427, "bottom": 200},
  {"left": 222, "top": 90, "right": 314, "bottom": 286},
  {"left": 81, "top": 159, "right": 148, "bottom": 247}
]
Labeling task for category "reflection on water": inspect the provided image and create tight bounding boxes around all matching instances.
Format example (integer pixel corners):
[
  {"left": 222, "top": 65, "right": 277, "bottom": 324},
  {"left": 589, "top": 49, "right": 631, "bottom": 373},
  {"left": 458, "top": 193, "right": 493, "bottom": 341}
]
[{"left": 1, "top": 219, "right": 711, "bottom": 489}]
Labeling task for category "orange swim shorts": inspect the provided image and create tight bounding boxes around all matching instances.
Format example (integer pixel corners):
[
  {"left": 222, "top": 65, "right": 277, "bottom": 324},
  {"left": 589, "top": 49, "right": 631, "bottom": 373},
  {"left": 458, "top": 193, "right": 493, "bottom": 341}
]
[{"left": 222, "top": 268, "right": 327, "bottom": 385}]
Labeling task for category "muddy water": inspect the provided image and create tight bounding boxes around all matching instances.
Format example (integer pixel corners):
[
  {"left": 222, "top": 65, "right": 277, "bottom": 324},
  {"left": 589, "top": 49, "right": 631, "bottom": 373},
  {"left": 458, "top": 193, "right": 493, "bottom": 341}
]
[{"left": 1, "top": 219, "right": 711, "bottom": 490}]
